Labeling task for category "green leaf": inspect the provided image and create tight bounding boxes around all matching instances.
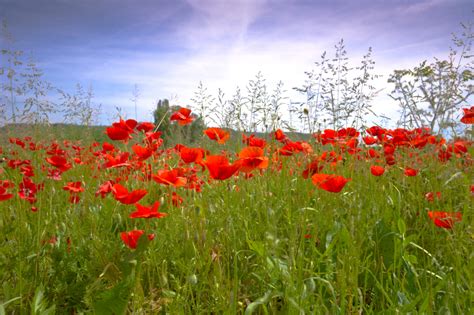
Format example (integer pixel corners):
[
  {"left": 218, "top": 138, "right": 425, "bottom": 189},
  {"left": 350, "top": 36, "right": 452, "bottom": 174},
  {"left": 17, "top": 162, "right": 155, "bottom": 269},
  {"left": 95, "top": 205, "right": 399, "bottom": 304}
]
[
  {"left": 245, "top": 290, "right": 272, "bottom": 315},
  {"left": 92, "top": 260, "right": 137, "bottom": 315},
  {"left": 373, "top": 220, "right": 396, "bottom": 268},
  {"left": 31, "top": 286, "right": 55, "bottom": 315},
  {"left": 246, "top": 239, "right": 265, "bottom": 257},
  {"left": 92, "top": 277, "right": 134, "bottom": 315},
  {"left": 397, "top": 218, "right": 406, "bottom": 235}
]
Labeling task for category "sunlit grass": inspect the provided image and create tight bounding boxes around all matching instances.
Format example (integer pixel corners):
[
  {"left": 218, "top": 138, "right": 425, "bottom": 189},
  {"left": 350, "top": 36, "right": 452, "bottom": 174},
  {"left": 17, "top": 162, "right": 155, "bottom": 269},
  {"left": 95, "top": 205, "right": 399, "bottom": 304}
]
[{"left": 0, "top": 124, "right": 472, "bottom": 314}]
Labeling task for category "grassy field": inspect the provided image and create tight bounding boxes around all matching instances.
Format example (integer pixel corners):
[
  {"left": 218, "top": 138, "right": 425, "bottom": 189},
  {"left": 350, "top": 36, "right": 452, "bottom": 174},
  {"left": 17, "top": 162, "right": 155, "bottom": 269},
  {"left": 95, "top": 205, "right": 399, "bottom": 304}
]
[{"left": 0, "top": 121, "right": 472, "bottom": 314}]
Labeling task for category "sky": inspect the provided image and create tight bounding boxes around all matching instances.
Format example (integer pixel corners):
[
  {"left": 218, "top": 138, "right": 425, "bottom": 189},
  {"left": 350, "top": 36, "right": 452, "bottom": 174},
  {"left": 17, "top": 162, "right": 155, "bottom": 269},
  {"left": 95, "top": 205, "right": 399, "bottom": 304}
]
[{"left": 0, "top": 0, "right": 472, "bottom": 127}]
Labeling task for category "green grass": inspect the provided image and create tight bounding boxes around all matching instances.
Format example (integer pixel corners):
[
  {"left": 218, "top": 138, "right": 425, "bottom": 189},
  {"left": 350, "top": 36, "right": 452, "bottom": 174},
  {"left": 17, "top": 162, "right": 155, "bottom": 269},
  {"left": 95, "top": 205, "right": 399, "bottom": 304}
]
[{"left": 0, "top": 124, "right": 472, "bottom": 314}]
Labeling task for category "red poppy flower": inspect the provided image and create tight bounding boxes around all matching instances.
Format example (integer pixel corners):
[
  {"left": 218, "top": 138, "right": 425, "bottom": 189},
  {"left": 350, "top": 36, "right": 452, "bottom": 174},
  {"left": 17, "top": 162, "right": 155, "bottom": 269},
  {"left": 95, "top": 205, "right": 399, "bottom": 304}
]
[
  {"left": 112, "top": 183, "right": 147, "bottom": 205},
  {"left": 404, "top": 167, "right": 418, "bottom": 177},
  {"left": 102, "top": 142, "right": 115, "bottom": 152},
  {"left": 132, "top": 144, "right": 153, "bottom": 161},
  {"left": 170, "top": 107, "right": 194, "bottom": 125},
  {"left": 0, "top": 180, "right": 14, "bottom": 189},
  {"left": 425, "top": 191, "right": 441, "bottom": 202},
  {"left": 103, "top": 152, "right": 131, "bottom": 169},
  {"left": 274, "top": 129, "right": 288, "bottom": 143},
  {"left": 204, "top": 128, "right": 230, "bottom": 144},
  {"left": 279, "top": 141, "right": 304, "bottom": 156},
  {"left": 179, "top": 146, "right": 205, "bottom": 164},
  {"left": 302, "top": 159, "right": 323, "bottom": 179},
  {"left": 370, "top": 165, "right": 385, "bottom": 176},
  {"left": 20, "top": 165, "right": 34, "bottom": 177},
  {"left": 171, "top": 192, "right": 184, "bottom": 207},
  {"left": 385, "top": 154, "right": 397, "bottom": 165},
  {"left": 205, "top": 155, "right": 241, "bottom": 180},
  {"left": 237, "top": 146, "right": 269, "bottom": 173},
  {"left": 427, "top": 211, "right": 462, "bottom": 229},
  {"left": 242, "top": 134, "right": 266, "bottom": 148},
  {"left": 367, "top": 148, "right": 380, "bottom": 159},
  {"left": 450, "top": 141, "right": 468, "bottom": 154},
  {"left": 363, "top": 136, "right": 378, "bottom": 145},
  {"left": 18, "top": 176, "right": 41, "bottom": 204},
  {"left": 152, "top": 169, "right": 187, "bottom": 187},
  {"left": 460, "top": 106, "right": 474, "bottom": 124},
  {"left": 69, "top": 195, "right": 80, "bottom": 204},
  {"left": 113, "top": 118, "right": 137, "bottom": 131},
  {"left": 438, "top": 149, "right": 452, "bottom": 162},
  {"left": 121, "top": 230, "right": 145, "bottom": 249},
  {"left": 106, "top": 126, "right": 130, "bottom": 141},
  {"left": 63, "top": 181, "right": 84, "bottom": 193},
  {"left": 0, "top": 187, "right": 13, "bottom": 202},
  {"left": 95, "top": 180, "right": 114, "bottom": 198},
  {"left": 45, "top": 155, "right": 72, "bottom": 172},
  {"left": 136, "top": 121, "right": 155, "bottom": 132},
  {"left": 129, "top": 201, "right": 167, "bottom": 219},
  {"left": 7, "top": 159, "right": 30, "bottom": 170},
  {"left": 311, "top": 173, "right": 350, "bottom": 193},
  {"left": 106, "top": 118, "right": 137, "bottom": 141}
]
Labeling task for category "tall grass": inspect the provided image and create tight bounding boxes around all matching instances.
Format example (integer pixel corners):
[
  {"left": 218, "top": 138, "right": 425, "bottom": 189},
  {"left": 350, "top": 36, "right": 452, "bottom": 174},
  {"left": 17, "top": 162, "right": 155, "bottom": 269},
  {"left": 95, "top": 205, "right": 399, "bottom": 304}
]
[{"left": 0, "top": 124, "right": 472, "bottom": 313}]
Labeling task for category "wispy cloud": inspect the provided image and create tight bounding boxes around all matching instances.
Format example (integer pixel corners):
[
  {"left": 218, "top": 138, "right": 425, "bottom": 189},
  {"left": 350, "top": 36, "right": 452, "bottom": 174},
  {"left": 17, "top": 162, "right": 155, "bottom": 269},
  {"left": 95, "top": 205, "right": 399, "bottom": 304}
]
[{"left": 1, "top": 0, "right": 472, "bottom": 126}]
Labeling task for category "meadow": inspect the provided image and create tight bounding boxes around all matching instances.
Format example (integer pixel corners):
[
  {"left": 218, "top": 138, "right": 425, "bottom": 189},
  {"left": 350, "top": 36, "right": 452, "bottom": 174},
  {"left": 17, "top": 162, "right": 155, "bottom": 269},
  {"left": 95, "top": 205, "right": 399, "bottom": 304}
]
[{"left": 0, "top": 109, "right": 473, "bottom": 314}]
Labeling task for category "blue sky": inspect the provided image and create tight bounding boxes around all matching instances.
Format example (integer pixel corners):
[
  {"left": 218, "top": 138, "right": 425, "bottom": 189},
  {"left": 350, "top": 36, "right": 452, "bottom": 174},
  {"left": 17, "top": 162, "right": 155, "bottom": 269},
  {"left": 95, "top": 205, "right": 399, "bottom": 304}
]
[{"left": 1, "top": 0, "right": 472, "bottom": 126}]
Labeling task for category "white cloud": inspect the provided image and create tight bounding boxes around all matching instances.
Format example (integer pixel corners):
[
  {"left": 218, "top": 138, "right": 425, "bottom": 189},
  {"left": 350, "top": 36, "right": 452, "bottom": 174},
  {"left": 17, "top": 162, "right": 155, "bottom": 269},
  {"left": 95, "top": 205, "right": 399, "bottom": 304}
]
[{"left": 27, "top": 0, "right": 467, "bottom": 129}]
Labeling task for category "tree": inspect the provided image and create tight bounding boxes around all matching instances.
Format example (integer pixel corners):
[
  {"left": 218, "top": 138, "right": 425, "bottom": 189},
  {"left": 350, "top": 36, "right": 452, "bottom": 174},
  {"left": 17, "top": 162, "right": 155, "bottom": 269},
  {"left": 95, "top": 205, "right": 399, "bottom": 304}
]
[{"left": 388, "top": 22, "right": 473, "bottom": 135}]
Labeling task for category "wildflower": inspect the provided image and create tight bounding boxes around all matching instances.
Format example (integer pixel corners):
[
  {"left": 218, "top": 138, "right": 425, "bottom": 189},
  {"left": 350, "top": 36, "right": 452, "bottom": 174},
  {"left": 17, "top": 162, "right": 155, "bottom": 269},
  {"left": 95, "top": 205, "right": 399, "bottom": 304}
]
[
  {"left": 370, "top": 165, "right": 385, "bottom": 176},
  {"left": 0, "top": 187, "right": 13, "bottom": 202},
  {"left": 237, "top": 146, "right": 268, "bottom": 173},
  {"left": 136, "top": 121, "right": 155, "bottom": 132},
  {"left": 302, "top": 159, "right": 323, "bottom": 179},
  {"left": 242, "top": 134, "right": 266, "bottom": 148},
  {"left": 121, "top": 230, "right": 145, "bottom": 249},
  {"left": 170, "top": 107, "right": 194, "bottom": 125},
  {"left": 152, "top": 169, "right": 187, "bottom": 187},
  {"left": 130, "top": 202, "right": 167, "bottom": 219},
  {"left": 311, "top": 174, "right": 350, "bottom": 193},
  {"left": 171, "top": 192, "right": 184, "bottom": 207},
  {"left": 404, "top": 167, "right": 418, "bottom": 177},
  {"left": 460, "top": 106, "right": 474, "bottom": 124},
  {"left": 112, "top": 183, "right": 147, "bottom": 205},
  {"left": 425, "top": 192, "right": 441, "bottom": 202},
  {"left": 204, "top": 128, "right": 230, "bottom": 144},
  {"left": 427, "top": 211, "right": 462, "bottom": 229},
  {"left": 45, "top": 155, "right": 72, "bottom": 172},
  {"left": 179, "top": 146, "right": 205, "bottom": 164},
  {"left": 132, "top": 144, "right": 153, "bottom": 161},
  {"left": 205, "top": 155, "right": 241, "bottom": 180},
  {"left": 274, "top": 129, "right": 288, "bottom": 143},
  {"left": 106, "top": 118, "right": 137, "bottom": 142},
  {"left": 63, "top": 181, "right": 84, "bottom": 193}
]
